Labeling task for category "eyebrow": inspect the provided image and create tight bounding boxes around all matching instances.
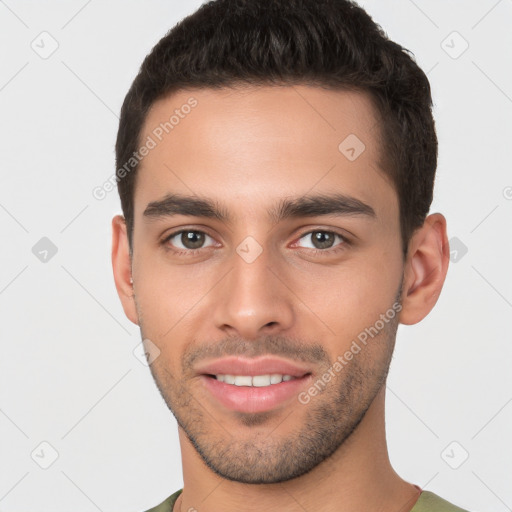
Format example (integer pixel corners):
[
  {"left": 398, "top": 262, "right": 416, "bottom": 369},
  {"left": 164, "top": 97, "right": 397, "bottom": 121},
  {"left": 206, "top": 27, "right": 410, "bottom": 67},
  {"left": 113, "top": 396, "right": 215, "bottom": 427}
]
[{"left": 142, "top": 192, "right": 376, "bottom": 224}]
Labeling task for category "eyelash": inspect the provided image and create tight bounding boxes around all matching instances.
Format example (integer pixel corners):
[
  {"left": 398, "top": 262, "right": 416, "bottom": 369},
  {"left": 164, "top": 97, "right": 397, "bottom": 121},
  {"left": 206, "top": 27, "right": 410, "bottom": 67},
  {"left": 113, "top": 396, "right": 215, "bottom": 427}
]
[{"left": 160, "top": 229, "right": 350, "bottom": 257}]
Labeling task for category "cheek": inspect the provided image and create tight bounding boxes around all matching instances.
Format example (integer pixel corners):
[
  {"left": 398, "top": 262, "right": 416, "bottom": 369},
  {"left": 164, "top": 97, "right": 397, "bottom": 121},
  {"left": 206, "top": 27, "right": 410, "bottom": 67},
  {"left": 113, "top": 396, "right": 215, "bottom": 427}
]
[
  {"left": 134, "top": 253, "right": 215, "bottom": 336},
  {"left": 348, "top": 259, "right": 402, "bottom": 334},
  {"left": 291, "top": 252, "right": 402, "bottom": 343}
]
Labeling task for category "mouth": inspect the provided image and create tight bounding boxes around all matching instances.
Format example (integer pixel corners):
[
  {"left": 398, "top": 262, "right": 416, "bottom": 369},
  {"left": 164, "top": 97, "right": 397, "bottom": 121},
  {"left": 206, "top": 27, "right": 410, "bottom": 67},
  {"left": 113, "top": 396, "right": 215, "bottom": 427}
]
[
  {"left": 210, "top": 373, "right": 300, "bottom": 386},
  {"left": 196, "top": 356, "right": 313, "bottom": 414}
]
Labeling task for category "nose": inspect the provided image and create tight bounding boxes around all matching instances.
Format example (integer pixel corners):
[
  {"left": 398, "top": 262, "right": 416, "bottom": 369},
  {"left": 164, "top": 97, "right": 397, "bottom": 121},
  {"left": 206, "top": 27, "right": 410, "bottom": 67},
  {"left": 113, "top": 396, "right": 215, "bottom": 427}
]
[{"left": 212, "top": 244, "right": 295, "bottom": 340}]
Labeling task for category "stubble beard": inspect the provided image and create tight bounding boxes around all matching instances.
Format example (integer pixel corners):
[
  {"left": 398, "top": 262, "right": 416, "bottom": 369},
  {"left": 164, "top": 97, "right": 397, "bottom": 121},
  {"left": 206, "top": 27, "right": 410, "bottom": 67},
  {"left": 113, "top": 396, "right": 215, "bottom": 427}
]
[{"left": 140, "top": 314, "right": 399, "bottom": 484}]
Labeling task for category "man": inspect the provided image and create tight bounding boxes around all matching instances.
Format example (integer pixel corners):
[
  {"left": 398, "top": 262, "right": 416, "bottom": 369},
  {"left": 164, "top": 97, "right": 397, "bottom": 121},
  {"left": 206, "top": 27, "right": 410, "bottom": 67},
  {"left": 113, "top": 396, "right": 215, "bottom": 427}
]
[{"left": 111, "top": 0, "right": 471, "bottom": 510}]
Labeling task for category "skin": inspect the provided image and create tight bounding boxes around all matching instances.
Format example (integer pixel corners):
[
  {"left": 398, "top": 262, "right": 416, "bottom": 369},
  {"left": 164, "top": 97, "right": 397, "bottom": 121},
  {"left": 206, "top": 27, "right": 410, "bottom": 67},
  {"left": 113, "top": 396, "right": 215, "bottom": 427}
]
[{"left": 112, "top": 85, "right": 449, "bottom": 512}]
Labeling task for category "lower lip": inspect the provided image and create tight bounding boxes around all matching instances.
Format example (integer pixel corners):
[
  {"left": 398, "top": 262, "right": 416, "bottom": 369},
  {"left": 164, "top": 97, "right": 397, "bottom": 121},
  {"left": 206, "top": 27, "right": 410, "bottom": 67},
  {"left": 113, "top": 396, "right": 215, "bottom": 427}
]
[{"left": 200, "top": 375, "right": 312, "bottom": 414}]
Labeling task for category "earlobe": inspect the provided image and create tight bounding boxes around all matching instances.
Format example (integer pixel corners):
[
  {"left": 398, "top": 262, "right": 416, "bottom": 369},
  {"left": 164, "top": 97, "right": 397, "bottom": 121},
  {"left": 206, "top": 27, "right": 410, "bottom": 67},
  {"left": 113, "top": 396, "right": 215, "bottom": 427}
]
[
  {"left": 111, "top": 215, "right": 139, "bottom": 325},
  {"left": 399, "top": 213, "right": 450, "bottom": 325}
]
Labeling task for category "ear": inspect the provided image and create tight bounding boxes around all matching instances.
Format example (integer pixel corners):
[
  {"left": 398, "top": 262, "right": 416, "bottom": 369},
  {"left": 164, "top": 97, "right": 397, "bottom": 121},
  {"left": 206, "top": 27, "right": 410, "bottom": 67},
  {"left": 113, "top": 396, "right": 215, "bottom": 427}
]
[
  {"left": 111, "top": 215, "right": 139, "bottom": 325},
  {"left": 399, "top": 213, "right": 450, "bottom": 325}
]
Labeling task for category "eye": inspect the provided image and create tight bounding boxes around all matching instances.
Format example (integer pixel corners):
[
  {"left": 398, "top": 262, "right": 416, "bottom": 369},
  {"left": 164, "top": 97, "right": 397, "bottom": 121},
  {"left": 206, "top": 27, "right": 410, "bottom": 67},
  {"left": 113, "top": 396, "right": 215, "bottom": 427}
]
[
  {"left": 295, "top": 230, "right": 347, "bottom": 251},
  {"left": 163, "top": 229, "right": 216, "bottom": 251}
]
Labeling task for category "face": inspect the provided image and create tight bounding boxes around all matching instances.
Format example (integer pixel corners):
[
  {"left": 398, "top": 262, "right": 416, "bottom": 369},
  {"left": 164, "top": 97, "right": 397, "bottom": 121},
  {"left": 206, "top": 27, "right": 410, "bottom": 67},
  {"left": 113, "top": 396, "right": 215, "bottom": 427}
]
[{"left": 120, "top": 85, "right": 406, "bottom": 483}]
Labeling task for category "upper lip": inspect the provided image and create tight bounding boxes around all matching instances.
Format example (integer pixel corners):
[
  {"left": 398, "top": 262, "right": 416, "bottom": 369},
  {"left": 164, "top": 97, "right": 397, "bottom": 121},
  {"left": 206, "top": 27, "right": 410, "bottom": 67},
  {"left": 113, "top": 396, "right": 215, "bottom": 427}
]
[{"left": 195, "top": 356, "right": 312, "bottom": 378}]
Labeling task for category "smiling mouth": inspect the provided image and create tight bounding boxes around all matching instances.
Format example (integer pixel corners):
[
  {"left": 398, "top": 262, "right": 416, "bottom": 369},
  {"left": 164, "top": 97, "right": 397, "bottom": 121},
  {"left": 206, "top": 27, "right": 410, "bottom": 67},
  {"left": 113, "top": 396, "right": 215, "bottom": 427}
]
[
  {"left": 200, "top": 372, "right": 313, "bottom": 414},
  {"left": 206, "top": 373, "right": 309, "bottom": 386},
  {"left": 196, "top": 356, "right": 314, "bottom": 412}
]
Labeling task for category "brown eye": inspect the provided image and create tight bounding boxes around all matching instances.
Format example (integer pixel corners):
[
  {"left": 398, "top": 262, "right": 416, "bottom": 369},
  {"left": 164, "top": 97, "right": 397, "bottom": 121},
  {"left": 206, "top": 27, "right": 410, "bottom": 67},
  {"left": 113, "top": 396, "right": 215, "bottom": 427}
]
[
  {"left": 165, "top": 230, "right": 215, "bottom": 251},
  {"left": 297, "top": 230, "right": 346, "bottom": 251},
  {"left": 311, "top": 231, "right": 335, "bottom": 249},
  {"left": 180, "top": 231, "right": 205, "bottom": 249}
]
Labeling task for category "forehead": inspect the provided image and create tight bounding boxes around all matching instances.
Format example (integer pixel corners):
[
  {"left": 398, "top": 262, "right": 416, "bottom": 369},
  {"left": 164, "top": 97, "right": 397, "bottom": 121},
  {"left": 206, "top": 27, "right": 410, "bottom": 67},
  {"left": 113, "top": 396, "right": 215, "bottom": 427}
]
[{"left": 134, "top": 85, "right": 396, "bottom": 223}]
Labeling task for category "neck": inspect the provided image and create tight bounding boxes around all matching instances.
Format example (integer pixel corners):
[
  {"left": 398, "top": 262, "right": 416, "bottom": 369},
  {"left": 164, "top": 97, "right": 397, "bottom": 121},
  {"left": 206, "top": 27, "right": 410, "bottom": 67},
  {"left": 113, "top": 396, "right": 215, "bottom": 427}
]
[{"left": 175, "top": 386, "right": 420, "bottom": 512}]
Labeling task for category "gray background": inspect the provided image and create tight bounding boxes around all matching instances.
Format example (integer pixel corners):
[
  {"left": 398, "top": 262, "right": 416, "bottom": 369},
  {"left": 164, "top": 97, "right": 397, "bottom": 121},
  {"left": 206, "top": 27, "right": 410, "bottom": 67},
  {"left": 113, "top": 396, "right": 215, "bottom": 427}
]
[{"left": 0, "top": 1, "right": 511, "bottom": 511}]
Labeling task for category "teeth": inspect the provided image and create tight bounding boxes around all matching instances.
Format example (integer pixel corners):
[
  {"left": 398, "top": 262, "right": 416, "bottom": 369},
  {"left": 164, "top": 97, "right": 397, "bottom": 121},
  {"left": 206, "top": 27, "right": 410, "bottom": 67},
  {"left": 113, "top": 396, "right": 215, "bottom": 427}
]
[
  {"left": 270, "top": 374, "right": 283, "bottom": 384},
  {"left": 234, "top": 376, "right": 252, "bottom": 387},
  {"left": 253, "top": 375, "right": 271, "bottom": 387},
  {"left": 214, "top": 374, "right": 297, "bottom": 386}
]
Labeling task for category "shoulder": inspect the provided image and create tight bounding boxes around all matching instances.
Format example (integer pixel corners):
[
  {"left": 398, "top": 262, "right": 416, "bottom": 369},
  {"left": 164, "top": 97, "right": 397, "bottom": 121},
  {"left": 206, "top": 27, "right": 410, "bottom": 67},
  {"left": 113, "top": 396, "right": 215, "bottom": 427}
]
[
  {"left": 412, "top": 490, "right": 472, "bottom": 512},
  {"left": 142, "top": 488, "right": 474, "bottom": 512},
  {"left": 143, "top": 489, "right": 183, "bottom": 512}
]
